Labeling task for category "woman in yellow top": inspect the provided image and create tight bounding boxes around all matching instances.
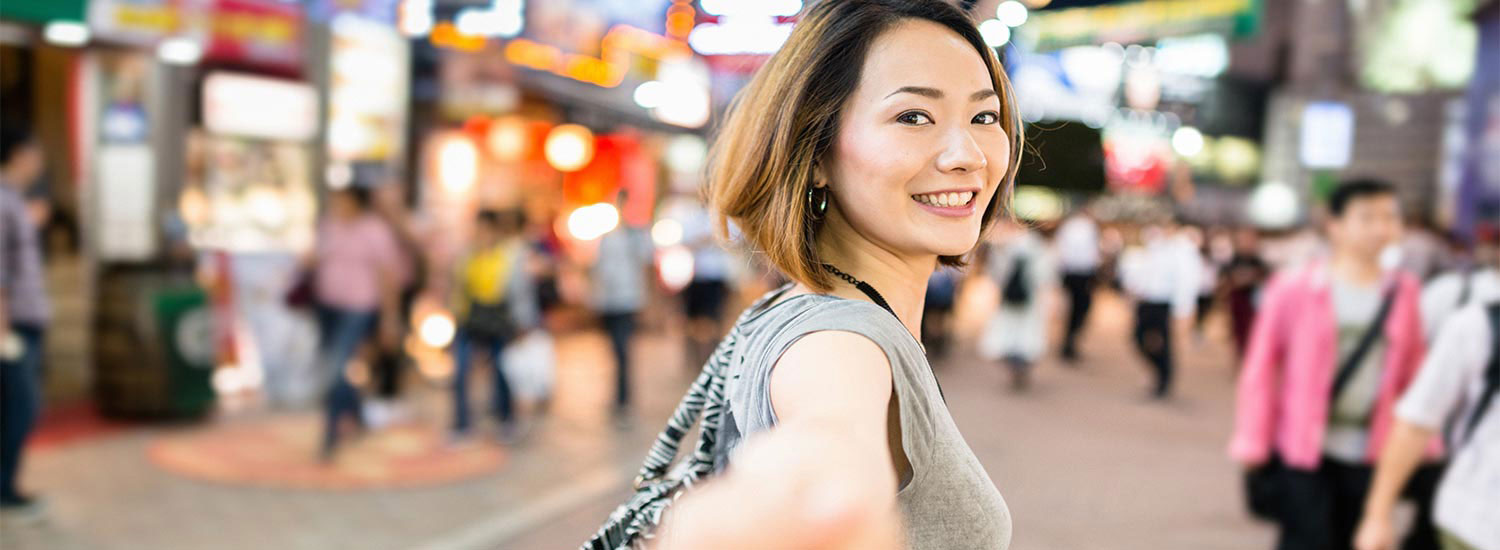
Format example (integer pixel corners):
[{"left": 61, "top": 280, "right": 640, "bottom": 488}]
[{"left": 451, "top": 209, "right": 537, "bottom": 443}]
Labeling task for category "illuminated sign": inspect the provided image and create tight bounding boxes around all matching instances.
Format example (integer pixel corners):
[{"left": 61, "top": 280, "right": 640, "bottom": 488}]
[
  {"left": 1023, "top": 0, "right": 1258, "bottom": 51},
  {"left": 203, "top": 73, "right": 319, "bottom": 141}
]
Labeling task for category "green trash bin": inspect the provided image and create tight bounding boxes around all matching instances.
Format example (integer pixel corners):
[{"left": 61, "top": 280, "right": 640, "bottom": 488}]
[
  {"left": 94, "top": 267, "right": 216, "bottom": 419},
  {"left": 153, "top": 287, "right": 217, "bottom": 417}
]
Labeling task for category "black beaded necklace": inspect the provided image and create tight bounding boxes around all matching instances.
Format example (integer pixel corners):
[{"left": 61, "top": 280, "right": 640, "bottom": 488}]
[
  {"left": 820, "top": 263, "right": 946, "bottom": 402},
  {"left": 822, "top": 263, "right": 896, "bottom": 316}
]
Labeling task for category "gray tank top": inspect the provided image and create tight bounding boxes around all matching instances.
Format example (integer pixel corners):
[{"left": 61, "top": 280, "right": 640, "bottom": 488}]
[{"left": 711, "top": 286, "right": 1012, "bottom": 549}]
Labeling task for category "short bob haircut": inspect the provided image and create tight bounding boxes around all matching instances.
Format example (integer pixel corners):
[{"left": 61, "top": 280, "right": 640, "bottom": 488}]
[{"left": 707, "top": 0, "right": 1022, "bottom": 291}]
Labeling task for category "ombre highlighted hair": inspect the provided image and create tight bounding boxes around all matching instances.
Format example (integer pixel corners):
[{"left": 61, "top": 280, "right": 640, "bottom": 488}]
[{"left": 706, "top": 0, "right": 1022, "bottom": 291}]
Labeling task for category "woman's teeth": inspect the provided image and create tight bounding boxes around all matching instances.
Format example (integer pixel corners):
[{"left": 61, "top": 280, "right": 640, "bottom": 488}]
[{"left": 912, "top": 191, "right": 974, "bottom": 208}]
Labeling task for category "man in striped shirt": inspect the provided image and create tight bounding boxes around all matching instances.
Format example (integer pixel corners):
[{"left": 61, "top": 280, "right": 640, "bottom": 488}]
[{"left": 0, "top": 126, "right": 50, "bottom": 518}]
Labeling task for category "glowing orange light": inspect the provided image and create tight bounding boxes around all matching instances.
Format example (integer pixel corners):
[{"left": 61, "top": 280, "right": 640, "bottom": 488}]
[
  {"left": 430, "top": 22, "right": 484, "bottom": 52},
  {"left": 666, "top": 3, "right": 696, "bottom": 40},
  {"left": 502, "top": 24, "right": 691, "bottom": 88}
]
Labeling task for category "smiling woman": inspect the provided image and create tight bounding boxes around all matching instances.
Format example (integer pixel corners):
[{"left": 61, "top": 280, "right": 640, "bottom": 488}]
[{"left": 584, "top": 2, "right": 1021, "bottom": 549}]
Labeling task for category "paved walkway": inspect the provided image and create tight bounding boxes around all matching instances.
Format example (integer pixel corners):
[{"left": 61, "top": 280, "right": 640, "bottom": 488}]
[{"left": 2, "top": 290, "right": 1276, "bottom": 549}]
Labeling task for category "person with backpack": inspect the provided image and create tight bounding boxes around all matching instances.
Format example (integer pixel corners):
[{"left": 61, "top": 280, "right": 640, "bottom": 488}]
[
  {"left": 1354, "top": 299, "right": 1499, "bottom": 550},
  {"left": 449, "top": 209, "right": 538, "bottom": 443},
  {"left": 1419, "top": 233, "right": 1500, "bottom": 341},
  {"left": 980, "top": 222, "right": 1056, "bottom": 390},
  {"left": 1231, "top": 180, "right": 1441, "bottom": 550}
]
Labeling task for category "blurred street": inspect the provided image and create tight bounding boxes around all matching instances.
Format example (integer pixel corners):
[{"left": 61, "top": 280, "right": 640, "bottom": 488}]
[{"left": 3, "top": 288, "right": 1276, "bottom": 550}]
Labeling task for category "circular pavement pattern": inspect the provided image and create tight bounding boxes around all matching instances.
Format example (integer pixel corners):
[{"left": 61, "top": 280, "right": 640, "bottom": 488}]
[{"left": 148, "top": 416, "right": 506, "bottom": 490}]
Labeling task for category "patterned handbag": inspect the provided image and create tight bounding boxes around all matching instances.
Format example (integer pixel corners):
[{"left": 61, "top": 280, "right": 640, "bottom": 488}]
[{"left": 582, "top": 291, "right": 774, "bottom": 550}]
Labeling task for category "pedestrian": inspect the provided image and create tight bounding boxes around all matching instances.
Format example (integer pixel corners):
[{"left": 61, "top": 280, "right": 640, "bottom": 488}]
[
  {"left": 980, "top": 222, "right": 1056, "bottom": 390},
  {"left": 1055, "top": 209, "right": 1100, "bottom": 362},
  {"left": 1118, "top": 221, "right": 1200, "bottom": 399},
  {"left": 1191, "top": 226, "right": 1223, "bottom": 343},
  {"left": 1224, "top": 227, "right": 1271, "bottom": 359},
  {"left": 590, "top": 194, "right": 653, "bottom": 427},
  {"left": 1419, "top": 232, "right": 1500, "bottom": 341},
  {"left": 310, "top": 186, "right": 403, "bottom": 461},
  {"left": 0, "top": 126, "right": 50, "bottom": 517},
  {"left": 1231, "top": 179, "right": 1441, "bottom": 550},
  {"left": 367, "top": 176, "right": 425, "bottom": 427},
  {"left": 921, "top": 265, "right": 959, "bottom": 358},
  {"left": 450, "top": 209, "right": 538, "bottom": 443},
  {"left": 676, "top": 199, "right": 734, "bottom": 369},
  {"left": 587, "top": 1, "right": 1019, "bottom": 547},
  {"left": 1353, "top": 299, "right": 1499, "bottom": 550}
]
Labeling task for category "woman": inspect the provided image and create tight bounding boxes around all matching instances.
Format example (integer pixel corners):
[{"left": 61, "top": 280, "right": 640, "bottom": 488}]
[
  {"left": 980, "top": 221, "right": 1056, "bottom": 391},
  {"left": 653, "top": 1, "right": 1021, "bottom": 547},
  {"left": 311, "top": 187, "right": 402, "bottom": 460}
]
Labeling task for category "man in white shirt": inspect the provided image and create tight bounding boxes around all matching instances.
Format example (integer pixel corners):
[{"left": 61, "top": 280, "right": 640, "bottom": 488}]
[
  {"left": 1420, "top": 236, "right": 1500, "bottom": 340},
  {"left": 1054, "top": 211, "right": 1100, "bottom": 361},
  {"left": 1354, "top": 301, "right": 1500, "bottom": 550},
  {"left": 1119, "top": 221, "right": 1200, "bottom": 399}
]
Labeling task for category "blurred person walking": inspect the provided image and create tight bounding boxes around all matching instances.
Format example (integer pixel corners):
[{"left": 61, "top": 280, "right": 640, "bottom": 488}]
[
  {"left": 450, "top": 209, "right": 538, "bottom": 443},
  {"left": 921, "top": 266, "right": 960, "bottom": 358},
  {"left": 1225, "top": 227, "right": 1272, "bottom": 359},
  {"left": 586, "top": 2, "right": 1018, "bottom": 548},
  {"left": 310, "top": 186, "right": 403, "bottom": 461},
  {"left": 678, "top": 199, "right": 734, "bottom": 368},
  {"left": 591, "top": 195, "right": 653, "bottom": 426},
  {"left": 980, "top": 223, "right": 1056, "bottom": 390},
  {"left": 1354, "top": 298, "right": 1499, "bottom": 550},
  {"left": 0, "top": 127, "right": 49, "bottom": 517},
  {"left": 1232, "top": 180, "right": 1441, "bottom": 550},
  {"left": 1119, "top": 221, "right": 1200, "bottom": 399},
  {"left": 1055, "top": 209, "right": 1100, "bottom": 362},
  {"left": 366, "top": 178, "right": 425, "bottom": 426},
  {"left": 1419, "top": 232, "right": 1500, "bottom": 340}
]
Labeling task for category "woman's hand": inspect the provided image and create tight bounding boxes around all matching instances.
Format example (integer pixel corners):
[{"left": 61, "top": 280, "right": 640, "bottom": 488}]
[{"left": 654, "top": 422, "right": 903, "bottom": 550}]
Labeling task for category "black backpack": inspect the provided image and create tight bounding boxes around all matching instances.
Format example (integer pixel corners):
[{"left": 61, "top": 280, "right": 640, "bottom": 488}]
[{"left": 1001, "top": 255, "right": 1032, "bottom": 306}]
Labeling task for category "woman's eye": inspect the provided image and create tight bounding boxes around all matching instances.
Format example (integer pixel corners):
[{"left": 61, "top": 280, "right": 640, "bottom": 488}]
[
  {"left": 897, "top": 111, "right": 932, "bottom": 125},
  {"left": 973, "top": 111, "right": 999, "bottom": 125}
]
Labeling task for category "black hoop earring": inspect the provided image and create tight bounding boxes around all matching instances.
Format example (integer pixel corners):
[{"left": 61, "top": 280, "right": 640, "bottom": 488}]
[{"left": 807, "top": 186, "right": 829, "bottom": 221}]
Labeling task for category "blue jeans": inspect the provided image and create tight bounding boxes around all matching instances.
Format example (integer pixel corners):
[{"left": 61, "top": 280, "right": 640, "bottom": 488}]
[
  {"left": 451, "top": 328, "right": 514, "bottom": 434},
  {"left": 1, "top": 324, "right": 44, "bottom": 502},
  {"left": 316, "top": 307, "right": 377, "bottom": 455}
]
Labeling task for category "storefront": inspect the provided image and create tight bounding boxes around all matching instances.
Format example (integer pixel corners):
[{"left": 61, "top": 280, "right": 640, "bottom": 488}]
[{"left": 1002, "top": 0, "right": 1268, "bottom": 224}]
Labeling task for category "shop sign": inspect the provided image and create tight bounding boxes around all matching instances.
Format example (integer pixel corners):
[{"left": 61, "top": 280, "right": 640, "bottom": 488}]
[
  {"left": 1023, "top": 0, "right": 1260, "bottom": 51},
  {"left": 87, "top": 0, "right": 302, "bottom": 69},
  {"left": 0, "top": 0, "right": 87, "bottom": 25},
  {"left": 306, "top": 0, "right": 401, "bottom": 25},
  {"left": 202, "top": 72, "right": 319, "bottom": 141},
  {"left": 327, "top": 13, "right": 409, "bottom": 161}
]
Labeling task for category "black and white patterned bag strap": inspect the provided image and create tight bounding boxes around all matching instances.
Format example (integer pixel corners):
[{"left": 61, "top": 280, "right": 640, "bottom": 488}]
[
  {"left": 631, "top": 287, "right": 781, "bottom": 487},
  {"left": 582, "top": 287, "right": 789, "bottom": 550}
]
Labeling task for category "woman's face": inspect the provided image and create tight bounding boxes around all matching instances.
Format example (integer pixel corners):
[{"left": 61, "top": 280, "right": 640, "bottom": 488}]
[{"left": 823, "top": 19, "right": 1011, "bottom": 260}]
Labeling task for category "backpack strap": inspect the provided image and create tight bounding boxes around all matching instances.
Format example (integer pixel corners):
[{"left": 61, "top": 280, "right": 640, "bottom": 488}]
[{"left": 1459, "top": 303, "right": 1500, "bottom": 445}]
